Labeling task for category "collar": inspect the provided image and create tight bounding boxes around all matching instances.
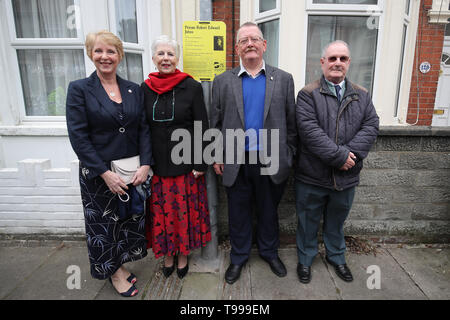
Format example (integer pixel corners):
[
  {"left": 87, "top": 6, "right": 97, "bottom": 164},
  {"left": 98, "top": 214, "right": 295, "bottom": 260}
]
[
  {"left": 324, "top": 77, "right": 346, "bottom": 97},
  {"left": 324, "top": 78, "right": 345, "bottom": 89},
  {"left": 238, "top": 60, "right": 266, "bottom": 78}
]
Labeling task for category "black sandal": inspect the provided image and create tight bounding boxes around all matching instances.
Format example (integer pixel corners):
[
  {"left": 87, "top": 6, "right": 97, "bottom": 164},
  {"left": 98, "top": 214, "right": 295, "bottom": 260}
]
[{"left": 109, "top": 278, "right": 139, "bottom": 297}]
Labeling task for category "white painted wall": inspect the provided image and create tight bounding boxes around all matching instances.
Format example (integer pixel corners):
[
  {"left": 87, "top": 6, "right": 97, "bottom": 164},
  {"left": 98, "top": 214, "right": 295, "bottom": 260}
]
[
  {"left": 0, "top": 159, "right": 84, "bottom": 234},
  {"left": 0, "top": 0, "right": 197, "bottom": 235}
]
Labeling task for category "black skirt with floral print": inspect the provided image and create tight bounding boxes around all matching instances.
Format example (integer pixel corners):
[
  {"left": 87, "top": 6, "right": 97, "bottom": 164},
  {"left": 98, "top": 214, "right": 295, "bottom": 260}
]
[{"left": 79, "top": 167, "right": 147, "bottom": 280}]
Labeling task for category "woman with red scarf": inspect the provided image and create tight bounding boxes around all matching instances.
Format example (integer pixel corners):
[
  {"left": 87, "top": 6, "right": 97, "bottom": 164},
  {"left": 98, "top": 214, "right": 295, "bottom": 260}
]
[{"left": 141, "top": 35, "right": 211, "bottom": 279}]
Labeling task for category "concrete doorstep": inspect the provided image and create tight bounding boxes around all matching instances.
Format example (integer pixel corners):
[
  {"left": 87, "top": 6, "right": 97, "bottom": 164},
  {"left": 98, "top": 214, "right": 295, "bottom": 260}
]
[{"left": 0, "top": 241, "right": 449, "bottom": 302}]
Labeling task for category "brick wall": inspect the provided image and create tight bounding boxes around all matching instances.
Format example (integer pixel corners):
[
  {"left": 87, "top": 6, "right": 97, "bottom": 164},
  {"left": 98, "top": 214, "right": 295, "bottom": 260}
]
[
  {"left": 407, "top": 0, "right": 446, "bottom": 125},
  {"left": 212, "top": 0, "right": 240, "bottom": 69}
]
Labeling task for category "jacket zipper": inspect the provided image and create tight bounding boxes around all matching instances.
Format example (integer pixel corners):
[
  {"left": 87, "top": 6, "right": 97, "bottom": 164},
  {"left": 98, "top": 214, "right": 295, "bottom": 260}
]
[{"left": 332, "top": 95, "right": 358, "bottom": 191}]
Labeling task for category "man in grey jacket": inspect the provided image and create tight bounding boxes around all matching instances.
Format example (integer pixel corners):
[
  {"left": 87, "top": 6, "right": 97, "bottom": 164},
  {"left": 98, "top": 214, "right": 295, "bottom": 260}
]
[
  {"left": 211, "top": 22, "right": 296, "bottom": 284},
  {"left": 295, "top": 40, "right": 379, "bottom": 284}
]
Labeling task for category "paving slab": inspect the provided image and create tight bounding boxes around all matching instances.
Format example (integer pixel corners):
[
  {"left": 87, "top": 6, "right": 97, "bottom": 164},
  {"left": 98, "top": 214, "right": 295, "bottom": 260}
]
[
  {"left": 328, "top": 248, "right": 428, "bottom": 300},
  {"left": 387, "top": 248, "right": 450, "bottom": 300},
  {"left": 220, "top": 251, "right": 252, "bottom": 300},
  {"left": 144, "top": 269, "right": 184, "bottom": 300},
  {"left": 179, "top": 273, "right": 221, "bottom": 300},
  {"left": 0, "top": 246, "right": 56, "bottom": 299},
  {"left": 188, "top": 249, "right": 222, "bottom": 274},
  {"left": 250, "top": 248, "right": 339, "bottom": 300},
  {"left": 4, "top": 243, "right": 102, "bottom": 300},
  {"left": 1, "top": 241, "right": 448, "bottom": 301}
]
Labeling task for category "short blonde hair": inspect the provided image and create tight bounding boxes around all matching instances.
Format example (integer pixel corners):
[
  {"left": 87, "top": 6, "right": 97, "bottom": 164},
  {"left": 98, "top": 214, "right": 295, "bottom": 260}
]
[{"left": 85, "top": 30, "right": 124, "bottom": 61}]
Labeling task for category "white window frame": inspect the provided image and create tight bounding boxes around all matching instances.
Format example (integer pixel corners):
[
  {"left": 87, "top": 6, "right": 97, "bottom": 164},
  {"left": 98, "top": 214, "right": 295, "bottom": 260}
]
[
  {"left": 107, "top": 0, "right": 146, "bottom": 82},
  {"left": 394, "top": 1, "right": 412, "bottom": 118},
  {"left": 255, "top": 0, "right": 281, "bottom": 67},
  {"left": 3, "top": 0, "right": 149, "bottom": 123},
  {"left": 107, "top": 0, "right": 144, "bottom": 51},
  {"left": 241, "top": 0, "right": 421, "bottom": 125},
  {"left": 255, "top": 0, "right": 281, "bottom": 20},
  {"left": 306, "top": 0, "right": 383, "bottom": 13},
  {"left": 5, "top": 0, "right": 86, "bottom": 123},
  {"left": 305, "top": 0, "right": 385, "bottom": 99}
]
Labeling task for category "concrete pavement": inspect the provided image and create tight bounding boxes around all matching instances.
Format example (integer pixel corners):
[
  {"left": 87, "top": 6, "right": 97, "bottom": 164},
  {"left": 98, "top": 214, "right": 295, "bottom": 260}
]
[{"left": 0, "top": 240, "right": 449, "bottom": 301}]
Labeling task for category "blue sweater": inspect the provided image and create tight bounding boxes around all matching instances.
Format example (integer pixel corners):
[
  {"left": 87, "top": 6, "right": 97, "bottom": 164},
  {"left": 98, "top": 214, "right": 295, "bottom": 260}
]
[{"left": 242, "top": 73, "right": 266, "bottom": 151}]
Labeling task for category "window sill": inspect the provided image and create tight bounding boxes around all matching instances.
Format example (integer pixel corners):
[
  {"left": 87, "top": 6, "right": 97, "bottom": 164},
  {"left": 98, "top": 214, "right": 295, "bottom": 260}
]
[
  {"left": 0, "top": 124, "right": 68, "bottom": 136},
  {"left": 428, "top": 10, "right": 450, "bottom": 24}
]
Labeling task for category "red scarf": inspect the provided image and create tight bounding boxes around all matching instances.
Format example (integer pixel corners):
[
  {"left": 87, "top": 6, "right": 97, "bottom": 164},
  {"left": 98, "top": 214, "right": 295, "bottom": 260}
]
[{"left": 144, "top": 69, "right": 192, "bottom": 94}]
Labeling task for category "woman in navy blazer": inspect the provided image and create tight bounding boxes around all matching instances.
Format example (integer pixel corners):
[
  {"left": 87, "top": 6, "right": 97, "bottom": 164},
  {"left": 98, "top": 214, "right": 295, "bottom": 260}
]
[{"left": 66, "top": 30, "right": 152, "bottom": 297}]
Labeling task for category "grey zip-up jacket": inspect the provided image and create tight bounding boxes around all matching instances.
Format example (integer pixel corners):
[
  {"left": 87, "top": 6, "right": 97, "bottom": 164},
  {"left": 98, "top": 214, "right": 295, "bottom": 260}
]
[{"left": 295, "top": 76, "right": 379, "bottom": 191}]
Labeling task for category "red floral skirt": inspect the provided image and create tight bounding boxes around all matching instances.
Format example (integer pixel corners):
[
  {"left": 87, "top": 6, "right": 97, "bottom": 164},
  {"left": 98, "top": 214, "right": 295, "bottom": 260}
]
[{"left": 145, "top": 172, "right": 211, "bottom": 259}]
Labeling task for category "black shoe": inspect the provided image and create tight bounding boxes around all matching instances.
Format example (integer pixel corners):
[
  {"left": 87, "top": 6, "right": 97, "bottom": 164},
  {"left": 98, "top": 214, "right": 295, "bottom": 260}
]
[
  {"left": 225, "top": 263, "right": 245, "bottom": 284},
  {"left": 162, "top": 256, "right": 176, "bottom": 278},
  {"left": 177, "top": 262, "right": 189, "bottom": 279},
  {"left": 326, "top": 256, "right": 353, "bottom": 282},
  {"left": 126, "top": 272, "right": 137, "bottom": 284},
  {"left": 262, "top": 256, "right": 287, "bottom": 277},
  {"left": 297, "top": 264, "right": 311, "bottom": 284},
  {"left": 108, "top": 278, "right": 139, "bottom": 297}
]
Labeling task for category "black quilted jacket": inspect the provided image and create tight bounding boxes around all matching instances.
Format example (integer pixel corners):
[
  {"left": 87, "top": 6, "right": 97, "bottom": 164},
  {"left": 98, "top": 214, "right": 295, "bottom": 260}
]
[{"left": 295, "top": 76, "right": 379, "bottom": 191}]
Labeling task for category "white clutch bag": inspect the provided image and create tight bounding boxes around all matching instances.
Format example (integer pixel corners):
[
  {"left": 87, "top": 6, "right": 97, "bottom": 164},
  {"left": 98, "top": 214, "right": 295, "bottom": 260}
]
[{"left": 110, "top": 155, "right": 140, "bottom": 186}]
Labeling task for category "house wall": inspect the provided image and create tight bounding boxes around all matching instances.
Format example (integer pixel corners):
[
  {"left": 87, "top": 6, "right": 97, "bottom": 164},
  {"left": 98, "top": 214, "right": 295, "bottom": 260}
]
[
  {"left": 1, "top": 128, "right": 448, "bottom": 243},
  {"left": 212, "top": 0, "right": 241, "bottom": 69},
  {"left": 0, "top": 1, "right": 449, "bottom": 243},
  {"left": 407, "top": 0, "right": 447, "bottom": 125},
  {"left": 214, "top": 127, "right": 450, "bottom": 244}
]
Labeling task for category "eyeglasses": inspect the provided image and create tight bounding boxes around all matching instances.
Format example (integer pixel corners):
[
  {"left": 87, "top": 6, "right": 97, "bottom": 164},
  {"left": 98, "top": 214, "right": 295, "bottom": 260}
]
[
  {"left": 237, "top": 37, "right": 263, "bottom": 46},
  {"left": 326, "top": 56, "right": 350, "bottom": 63}
]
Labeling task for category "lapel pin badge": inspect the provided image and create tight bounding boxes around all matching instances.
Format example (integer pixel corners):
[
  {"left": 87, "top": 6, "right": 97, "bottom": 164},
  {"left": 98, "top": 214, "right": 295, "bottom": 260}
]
[
  {"left": 128, "top": 89, "right": 132, "bottom": 93},
  {"left": 270, "top": 76, "right": 274, "bottom": 81}
]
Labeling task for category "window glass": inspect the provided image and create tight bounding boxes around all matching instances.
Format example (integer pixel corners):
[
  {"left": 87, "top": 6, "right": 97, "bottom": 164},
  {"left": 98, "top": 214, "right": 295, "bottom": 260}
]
[
  {"left": 313, "top": 0, "right": 377, "bottom": 4},
  {"left": 442, "top": 53, "right": 450, "bottom": 65},
  {"left": 259, "top": 19, "right": 279, "bottom": 67},
  {"left": 117, "top": 53, "right": 143, "bottom": 84},
  {"left": 259, "top": 0, "right": 277, "bottom": 12},
  {"left": 17, "top": 49, "right": 85, "bottom": 116},
  {"left": 394, "top": 24, "right": 407, "bottom": 117},
  {"left": 306, "top": 15, "right": 378, "bottom": 93},
  {"left": 445, "top": 19, "right": 450, "bottom": 37},
  {"left": 12, "top": 0, "right": 77, "bottom": 38},
  {"left": 115, "top": 0, "right": 138, "bottom": 43}
]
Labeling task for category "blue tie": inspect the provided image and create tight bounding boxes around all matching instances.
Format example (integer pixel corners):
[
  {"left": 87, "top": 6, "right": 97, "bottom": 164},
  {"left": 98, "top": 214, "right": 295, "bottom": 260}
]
[{"left": 334, "top": 85, "right": 341, "bottom": 102}]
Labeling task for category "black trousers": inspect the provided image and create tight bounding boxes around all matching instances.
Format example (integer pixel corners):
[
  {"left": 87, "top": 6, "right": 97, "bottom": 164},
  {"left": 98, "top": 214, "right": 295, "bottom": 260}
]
[{"left": 226, "top": 158, "right": 287, "bottom": 266}]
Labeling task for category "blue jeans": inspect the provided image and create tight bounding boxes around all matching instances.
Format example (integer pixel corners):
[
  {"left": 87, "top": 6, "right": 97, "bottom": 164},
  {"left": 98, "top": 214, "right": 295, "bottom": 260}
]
[{"left": 295, "top": 181, "right": 355, "bottom": 266}]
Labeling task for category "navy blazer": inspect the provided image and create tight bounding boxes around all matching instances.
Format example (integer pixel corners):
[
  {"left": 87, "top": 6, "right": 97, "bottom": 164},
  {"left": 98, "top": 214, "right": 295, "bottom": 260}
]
[{"left": 66, "top": 72, "right": 153, "bottom": 180}]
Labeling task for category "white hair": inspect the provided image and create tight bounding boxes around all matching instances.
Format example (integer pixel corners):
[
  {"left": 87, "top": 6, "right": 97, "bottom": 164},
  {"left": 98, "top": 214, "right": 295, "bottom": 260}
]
[
  {"left": 321, "top": 40, "right": 351, "bottom": 58},
  {"left": 236, "top": 22, "right": 264, "bottom": 44},
  {"left": 151, "top": 35, "right": 180, "bottom": 58}
]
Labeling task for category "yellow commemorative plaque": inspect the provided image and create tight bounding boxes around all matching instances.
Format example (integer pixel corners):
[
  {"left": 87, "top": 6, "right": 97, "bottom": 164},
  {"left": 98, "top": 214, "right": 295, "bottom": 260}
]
[{"left": 183, "top": 21, "right": 226, "bottom": 81}]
